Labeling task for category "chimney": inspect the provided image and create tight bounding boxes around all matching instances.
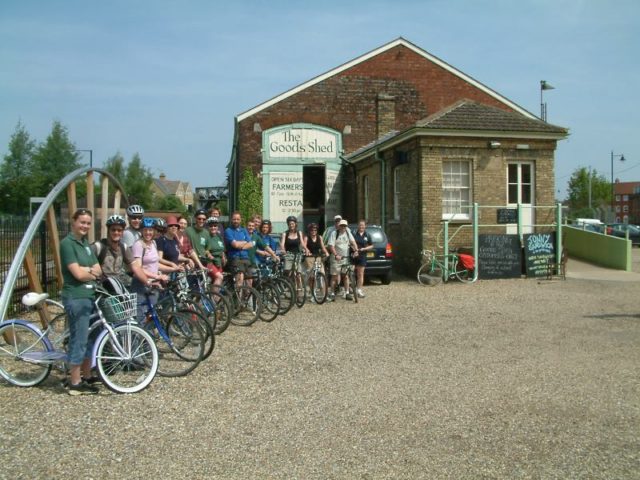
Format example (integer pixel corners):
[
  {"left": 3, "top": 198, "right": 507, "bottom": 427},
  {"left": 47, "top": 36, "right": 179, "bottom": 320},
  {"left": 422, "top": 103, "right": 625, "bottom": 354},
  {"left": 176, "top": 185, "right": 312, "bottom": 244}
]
[
  {"left": 376, "top": 93, "right": 396, "bottom": 138},
  {"left": 159, "top": 173, "right": 167, "bottom": 181}
]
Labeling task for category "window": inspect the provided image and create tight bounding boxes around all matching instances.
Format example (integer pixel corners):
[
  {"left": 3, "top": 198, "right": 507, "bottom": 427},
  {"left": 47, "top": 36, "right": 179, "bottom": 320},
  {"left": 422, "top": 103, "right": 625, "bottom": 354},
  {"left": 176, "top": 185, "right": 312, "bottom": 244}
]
[
  {"left": 623, "top": 194, "right": 629, "bottom": 202},
  {"left": 393, "top": 167, "right": 401, "bottom": 220},
  {"left": 363, "top": 175, "right": 369, "bottom": 221},
  {"left": 616, "top": 206, "right": 621, "bottom": 213},
  {"left": 442, "top": 160, "right": 472, "bottom": 220},
  {"left": 623, "top": 205, "right": 629, "bottom": 213},
  {"left": 616, "top": 195, "right": 621, "bottom": 202}
]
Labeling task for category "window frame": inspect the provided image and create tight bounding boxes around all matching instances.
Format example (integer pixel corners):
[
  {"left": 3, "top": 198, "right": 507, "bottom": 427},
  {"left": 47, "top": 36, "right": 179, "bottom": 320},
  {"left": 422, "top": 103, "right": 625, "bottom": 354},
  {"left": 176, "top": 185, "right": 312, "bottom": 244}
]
[
  {"left": 393, "top": 166, "right": 401, "bottom": 220},
  {"left": 442, "top": 159, "right": 473, "bottom": 221}
]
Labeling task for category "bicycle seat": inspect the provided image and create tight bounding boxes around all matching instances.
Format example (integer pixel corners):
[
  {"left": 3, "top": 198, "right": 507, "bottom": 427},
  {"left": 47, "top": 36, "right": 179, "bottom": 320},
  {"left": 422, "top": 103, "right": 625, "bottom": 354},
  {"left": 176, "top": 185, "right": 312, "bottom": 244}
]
[{"left": 22, "top": 292, "right": 49, "bottom": 307}]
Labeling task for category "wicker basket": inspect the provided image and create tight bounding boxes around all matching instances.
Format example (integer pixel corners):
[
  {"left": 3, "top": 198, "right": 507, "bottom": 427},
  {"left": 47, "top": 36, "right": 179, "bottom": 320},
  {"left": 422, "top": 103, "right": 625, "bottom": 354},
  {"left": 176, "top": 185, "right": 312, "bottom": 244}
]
[{"left": 100, "top": 293, "right": 137, "bottom": 323}]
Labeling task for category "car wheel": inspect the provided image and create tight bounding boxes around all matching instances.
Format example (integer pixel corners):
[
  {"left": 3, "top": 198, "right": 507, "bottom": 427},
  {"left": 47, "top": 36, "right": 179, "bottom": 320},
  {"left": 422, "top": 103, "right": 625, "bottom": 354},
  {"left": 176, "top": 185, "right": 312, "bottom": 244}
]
[{"left": 380, "top": 271, "right": 392, "bottom": 285}]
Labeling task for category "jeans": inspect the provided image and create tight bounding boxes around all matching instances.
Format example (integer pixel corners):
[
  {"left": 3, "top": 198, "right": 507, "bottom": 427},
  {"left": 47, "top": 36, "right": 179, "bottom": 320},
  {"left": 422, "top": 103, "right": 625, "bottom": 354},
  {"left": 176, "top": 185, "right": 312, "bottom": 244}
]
[
  {"left": 62, "top": 297, "right": 95, "bottom": 365},
  {"left": 130, "top": 279, "right": 157, "bottom": 323}
]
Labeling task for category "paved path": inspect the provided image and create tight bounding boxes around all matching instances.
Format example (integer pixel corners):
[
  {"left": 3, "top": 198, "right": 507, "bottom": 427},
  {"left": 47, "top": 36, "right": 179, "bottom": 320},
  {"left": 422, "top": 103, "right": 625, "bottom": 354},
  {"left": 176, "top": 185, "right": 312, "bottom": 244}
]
[{"left": 567, "top": 248, "right": 640, "bottom": 282}]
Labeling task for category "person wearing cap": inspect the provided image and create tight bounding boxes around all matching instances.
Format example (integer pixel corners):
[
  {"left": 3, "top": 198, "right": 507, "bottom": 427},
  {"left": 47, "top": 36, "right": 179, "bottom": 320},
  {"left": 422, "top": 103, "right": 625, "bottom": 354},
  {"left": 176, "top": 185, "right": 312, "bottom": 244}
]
[
  {"left": 323, "top": 214, "right": 343, "bottom": 244},
  {"left": 327, "top": 218, "right": 359, "bottom": 301},
  {"left": 185, "top": 208, "right": 211, "bottom": 264},
  {"left": 157, "top": 215, "right": 189, "bottom": 272},
  {"left": 204, "top": 216, "right": 225, "bottom": 287}
]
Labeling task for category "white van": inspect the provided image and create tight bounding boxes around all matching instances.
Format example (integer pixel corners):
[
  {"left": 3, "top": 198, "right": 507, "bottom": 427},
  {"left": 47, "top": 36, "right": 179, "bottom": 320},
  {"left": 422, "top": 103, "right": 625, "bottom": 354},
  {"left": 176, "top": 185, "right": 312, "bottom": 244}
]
[{"left": 574, "top": 218, "right": 604, "bottom": 227}]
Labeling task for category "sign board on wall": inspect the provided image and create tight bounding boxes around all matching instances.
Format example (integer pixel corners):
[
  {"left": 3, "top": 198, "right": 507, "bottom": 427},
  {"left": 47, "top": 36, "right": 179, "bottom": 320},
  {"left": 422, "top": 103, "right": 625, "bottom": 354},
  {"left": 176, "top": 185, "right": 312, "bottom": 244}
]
[
  {"left": 265, "top": 128, "right": 338, "bottom": 160},
  {"left": 523, "top": 233, "right": 555, "bottom": 277},
  {"left": 325, "top": 169, "right": 342, "bottom": 221},
  {"left": 478, "top": 234, "right": 522, "bottom": 279},
  {"left": 268, "top": 172, "right": 303, "bottom": 223}
]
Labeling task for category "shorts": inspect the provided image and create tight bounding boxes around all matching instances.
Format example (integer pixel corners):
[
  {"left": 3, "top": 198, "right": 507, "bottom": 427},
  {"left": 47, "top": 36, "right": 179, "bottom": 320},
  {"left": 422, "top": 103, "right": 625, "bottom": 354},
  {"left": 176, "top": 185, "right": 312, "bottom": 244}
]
[
  {"left": 329, "top": 255, "right": 350, "bottom": 276},
  {"left": 304, "top": 256, "right": 325, "bottom": 274},
  {"left": 354, "top": 254, "right": 367, "bottom": 267},
  {"left": 284, "top": 252, "right": 302, "bottom": 272},
  {"left": 230, "top": 257, "right": 250, "bottom": 274},
  {"left": 207, "top": 263, "right": 223, "bottom": 277}
]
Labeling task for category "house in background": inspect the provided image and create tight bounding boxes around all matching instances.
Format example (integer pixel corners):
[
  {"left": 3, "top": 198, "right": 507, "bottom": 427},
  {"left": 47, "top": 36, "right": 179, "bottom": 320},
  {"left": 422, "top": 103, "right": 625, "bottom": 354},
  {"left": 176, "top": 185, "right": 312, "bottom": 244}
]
[
  {"left": 614, "top": 181, "right": 640, "bottom": 224},
  {"left": 152, "top": 173, "right": 194, "bottom": 209}
]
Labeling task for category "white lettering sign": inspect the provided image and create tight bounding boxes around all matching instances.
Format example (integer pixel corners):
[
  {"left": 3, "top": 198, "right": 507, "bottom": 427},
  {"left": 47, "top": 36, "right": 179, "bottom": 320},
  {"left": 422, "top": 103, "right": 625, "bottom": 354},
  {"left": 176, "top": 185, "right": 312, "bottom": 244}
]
[
  {"left": 269, "top": 172, "right": 303, "bottom": 223},
  {"left": 325, "top": 169, "right": 342, "bottom": 221}
]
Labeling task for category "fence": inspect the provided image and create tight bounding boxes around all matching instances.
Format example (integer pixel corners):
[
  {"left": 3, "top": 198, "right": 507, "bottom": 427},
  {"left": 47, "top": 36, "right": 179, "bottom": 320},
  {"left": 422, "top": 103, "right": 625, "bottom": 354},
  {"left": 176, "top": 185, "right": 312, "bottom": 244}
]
[{"left": 0, "top": 216, "right": 70, "bottom": 315}]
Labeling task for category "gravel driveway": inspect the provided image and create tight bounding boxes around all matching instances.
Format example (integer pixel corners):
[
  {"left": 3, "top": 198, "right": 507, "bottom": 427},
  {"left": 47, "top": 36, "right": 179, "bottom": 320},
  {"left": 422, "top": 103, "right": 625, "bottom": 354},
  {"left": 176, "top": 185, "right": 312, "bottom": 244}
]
[{"left": 1, "top": 274, "right": 639, "bottom": 479}]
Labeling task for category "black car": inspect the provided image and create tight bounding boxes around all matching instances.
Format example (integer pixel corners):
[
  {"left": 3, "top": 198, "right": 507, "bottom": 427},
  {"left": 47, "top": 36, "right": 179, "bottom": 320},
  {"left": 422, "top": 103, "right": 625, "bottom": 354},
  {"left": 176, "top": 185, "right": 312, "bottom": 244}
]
[
  {"left": 349, "top": 224, "right": 394, "bottom": 284},
  {"left": 608, "top": 223, "right": 640, "bottom": 246}
]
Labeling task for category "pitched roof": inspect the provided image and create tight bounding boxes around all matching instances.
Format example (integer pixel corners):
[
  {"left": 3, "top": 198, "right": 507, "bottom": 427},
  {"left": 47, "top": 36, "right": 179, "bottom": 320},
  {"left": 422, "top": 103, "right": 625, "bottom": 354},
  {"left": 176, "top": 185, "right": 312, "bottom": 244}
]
[
  {"left": 153, "top": 178, "right": 191, "bottom": 196},
  {"left": 416, "top": 99, "right": 568, "bottom": 134},
  {"left": 236, "top": 37, "right": 537, "bottom": 122},
  {"left": 614, "top": 182, "right": 640, "bottom": 195}
]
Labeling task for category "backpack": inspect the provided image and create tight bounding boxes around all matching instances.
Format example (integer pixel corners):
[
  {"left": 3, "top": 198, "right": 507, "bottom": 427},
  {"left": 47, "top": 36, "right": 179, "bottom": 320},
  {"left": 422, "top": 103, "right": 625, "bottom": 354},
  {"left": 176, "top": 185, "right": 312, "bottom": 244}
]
[{"left": 92, "top": 239, "right": 127, "bottom": 266}]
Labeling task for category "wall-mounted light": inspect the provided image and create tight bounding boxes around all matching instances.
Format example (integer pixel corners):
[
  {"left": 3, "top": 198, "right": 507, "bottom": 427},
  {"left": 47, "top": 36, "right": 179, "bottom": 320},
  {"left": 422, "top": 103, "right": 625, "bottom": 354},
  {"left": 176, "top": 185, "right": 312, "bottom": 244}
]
[
  {"left": 489, "top": 141, "right": 501, "bottom": 149},
  {"left": 253, "top": 122, "right": 262, "bottom": 133},
  {"left": 343, "top": 125, "right": 352, "bottom": 135},
  {"left": 516, "top": 144, "right": 530, "bottom": 150}
]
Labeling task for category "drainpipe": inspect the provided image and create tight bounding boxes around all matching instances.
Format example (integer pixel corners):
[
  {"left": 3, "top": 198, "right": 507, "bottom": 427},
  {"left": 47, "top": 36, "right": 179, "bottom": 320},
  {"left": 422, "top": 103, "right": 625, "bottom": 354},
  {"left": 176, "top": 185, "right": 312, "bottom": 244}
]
[{"left": 375, "top": 149, "right": 386, "bottom": 230}]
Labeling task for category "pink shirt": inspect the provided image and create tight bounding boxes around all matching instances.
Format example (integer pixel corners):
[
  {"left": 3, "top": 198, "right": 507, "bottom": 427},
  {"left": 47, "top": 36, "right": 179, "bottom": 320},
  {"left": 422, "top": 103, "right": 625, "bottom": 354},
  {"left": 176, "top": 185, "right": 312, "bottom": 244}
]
[{"left": 131, "top": 239, "right": 160, "bottom": 275}]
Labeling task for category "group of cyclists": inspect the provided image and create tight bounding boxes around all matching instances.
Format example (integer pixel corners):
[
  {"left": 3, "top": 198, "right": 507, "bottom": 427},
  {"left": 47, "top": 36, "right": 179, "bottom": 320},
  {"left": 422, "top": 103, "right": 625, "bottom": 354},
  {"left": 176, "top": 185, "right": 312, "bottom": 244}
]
[{"left": 58, "top": 204, "right": 374, "bottom": 394}]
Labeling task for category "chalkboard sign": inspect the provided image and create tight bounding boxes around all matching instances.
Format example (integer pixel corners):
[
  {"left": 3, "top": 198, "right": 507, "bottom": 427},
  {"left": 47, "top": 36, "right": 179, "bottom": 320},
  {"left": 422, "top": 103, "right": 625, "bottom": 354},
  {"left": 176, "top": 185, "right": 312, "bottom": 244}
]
[
  {"left": 523, "top": 233, "right": 556, "bottom": 277},
  {"left": 478, "top": 234, "right": 522, "bottom": 279},
  {"left": 497, "top": 208, "right": 518, "bottom": 224}
]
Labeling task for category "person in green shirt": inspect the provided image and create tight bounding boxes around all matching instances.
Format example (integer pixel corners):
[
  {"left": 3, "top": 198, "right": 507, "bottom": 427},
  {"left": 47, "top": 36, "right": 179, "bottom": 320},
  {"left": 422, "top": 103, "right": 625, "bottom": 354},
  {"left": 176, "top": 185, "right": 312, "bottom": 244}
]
[
  {"left": 204, "top": 217, "right": 225, "bottom": 288},
  {"left": 185, "top": 209, "right": 211, "bottom": 261},
  {"left": 60, "top": 208, "right": 103, "bottom": 395}
]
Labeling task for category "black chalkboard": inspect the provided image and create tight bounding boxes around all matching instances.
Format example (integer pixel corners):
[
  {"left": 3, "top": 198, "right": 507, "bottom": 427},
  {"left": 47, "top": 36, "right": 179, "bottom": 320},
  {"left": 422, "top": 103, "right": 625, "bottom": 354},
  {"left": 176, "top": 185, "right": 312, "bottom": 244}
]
[
  {"left": 497, "top": 208, "right": 518, "bottom": 224},
  {"left": 478, "top": 234, "right": 522, "bottom": 279},
  {"left": 523, "top": 233, "right": 556, "bottom": 277}
]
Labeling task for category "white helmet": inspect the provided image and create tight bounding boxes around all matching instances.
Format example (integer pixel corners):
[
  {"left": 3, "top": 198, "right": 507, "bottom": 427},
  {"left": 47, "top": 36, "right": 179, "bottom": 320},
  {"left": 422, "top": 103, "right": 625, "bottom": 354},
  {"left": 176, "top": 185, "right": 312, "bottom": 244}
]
[{"left": 126, "top": 204, "right": 144, "bottom": 217}]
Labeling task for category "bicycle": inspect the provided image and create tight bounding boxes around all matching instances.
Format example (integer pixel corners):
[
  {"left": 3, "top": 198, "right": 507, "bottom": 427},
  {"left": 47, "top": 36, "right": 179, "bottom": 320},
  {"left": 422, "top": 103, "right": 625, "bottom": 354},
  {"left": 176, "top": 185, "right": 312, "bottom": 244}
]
[
  {"left": 281, "top": 252, "right": 307, "bottom": 308},
  {"left": 304, "top": 254, "right": 328, "bottom": 304},
  {"left": 0, "top": 286, "right": 158, "bottom": 394},
  {"left": 416, "top": 249, "right": 476, "bottom": 285},
  {"left": 216, "top": 268, "right": 262, "bottom": 326},
  {"left": 340, "top": 255, "right": 359, "bottom": 303}
]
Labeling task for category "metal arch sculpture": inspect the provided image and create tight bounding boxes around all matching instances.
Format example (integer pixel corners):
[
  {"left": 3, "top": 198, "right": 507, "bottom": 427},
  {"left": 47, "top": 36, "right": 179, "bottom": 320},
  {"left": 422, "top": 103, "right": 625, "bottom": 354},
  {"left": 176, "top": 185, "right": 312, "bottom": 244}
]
[{"left": 0, "top": 166, "right": 129, "bottom": 322}]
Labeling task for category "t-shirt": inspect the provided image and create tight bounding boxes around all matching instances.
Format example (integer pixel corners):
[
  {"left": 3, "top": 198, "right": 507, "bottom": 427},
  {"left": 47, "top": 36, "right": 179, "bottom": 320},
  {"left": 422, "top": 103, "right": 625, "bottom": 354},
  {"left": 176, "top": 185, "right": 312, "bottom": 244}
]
[
  {"left": 256, "top": 233, "right": 277, "bottom": 265},
  {"left": 206, "top": 234, "right": 226, "bottom": 267},
  {"left": 328, "top": 229, "right": 352, "bottom": 257},
  {"left": 122, "top": 227, "right": 141, "bottom": 248},
  {"left": 224, "top": 226, "right": 251, "bottom": 259},
  {"left": 353, "top": 230, "right": 373, "bottom": 260},
  {"left": 60, "top": 234, "right": 98, "bottom": 299},
  {"left": 91, "top": 239, "right": 134, "bottom": 285},
  {"left": 185, "top": 226, "right": 210, "bottom": 257},
  {"left": 157, "top": 235, "right": 180, "bottom": 264},
  {"left": 131, "top": 239, "right": 160, "bottom": 275}
]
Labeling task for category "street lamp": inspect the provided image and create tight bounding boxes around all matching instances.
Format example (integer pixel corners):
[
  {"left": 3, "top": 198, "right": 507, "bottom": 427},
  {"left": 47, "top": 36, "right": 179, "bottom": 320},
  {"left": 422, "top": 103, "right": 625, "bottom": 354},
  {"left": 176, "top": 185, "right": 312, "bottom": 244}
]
[
  {"left": 540, "top": 80, "right": 555, "bottom": 122},
  {"left": 75, "top": 149, "right": 93, "bottom": 167},
  {"left": 611, "top": 150, "right": 625, "bottom": 218}
]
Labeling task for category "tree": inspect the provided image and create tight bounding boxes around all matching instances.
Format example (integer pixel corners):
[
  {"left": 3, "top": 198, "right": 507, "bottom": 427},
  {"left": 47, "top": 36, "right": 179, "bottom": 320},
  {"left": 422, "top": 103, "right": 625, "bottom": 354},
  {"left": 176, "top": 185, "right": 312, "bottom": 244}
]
[
  {"left": 566, "top": 167, "right": 610, "bottom": 218},
  {"left": 103, "top": 152, "right": 126, "bottom": 185},
  {"left": 0, "top": 121, "right": 36, "bottom": 214},
  {"left": 31, "top": 120, "right": 82, "bottom": 197},
  {"left": 124, "top": 153, "right": 155, "bottom": 208},
  {"left": 154, "top": 195, "right": 187, "bottom": 215},
  {"left": 237, "top": 168, "right": 262, "bottom": 222}
]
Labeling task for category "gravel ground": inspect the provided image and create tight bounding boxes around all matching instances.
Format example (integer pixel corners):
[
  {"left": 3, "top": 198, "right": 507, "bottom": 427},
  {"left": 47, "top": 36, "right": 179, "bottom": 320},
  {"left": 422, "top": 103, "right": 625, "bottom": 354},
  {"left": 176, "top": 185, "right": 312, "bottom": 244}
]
[{"left": 1, "top": 273, "right": 639, "bottom": 479}]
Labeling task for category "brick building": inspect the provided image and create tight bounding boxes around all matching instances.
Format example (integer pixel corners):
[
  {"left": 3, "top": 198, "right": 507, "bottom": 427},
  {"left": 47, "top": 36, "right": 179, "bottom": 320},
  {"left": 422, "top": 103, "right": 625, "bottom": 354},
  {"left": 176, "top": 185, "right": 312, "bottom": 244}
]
[
  {"left": 613, "top": 181, "right": 640, "bottom": 224},
  {"left": 227, "top": 38, "right": 568, "bottom": 273}
]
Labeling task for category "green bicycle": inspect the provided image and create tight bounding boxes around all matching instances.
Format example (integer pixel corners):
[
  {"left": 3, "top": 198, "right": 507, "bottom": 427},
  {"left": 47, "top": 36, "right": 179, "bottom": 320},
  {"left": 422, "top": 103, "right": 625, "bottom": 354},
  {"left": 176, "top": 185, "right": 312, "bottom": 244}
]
[{"left": 417, "top": 249, "right": 475, "bottom": 285}]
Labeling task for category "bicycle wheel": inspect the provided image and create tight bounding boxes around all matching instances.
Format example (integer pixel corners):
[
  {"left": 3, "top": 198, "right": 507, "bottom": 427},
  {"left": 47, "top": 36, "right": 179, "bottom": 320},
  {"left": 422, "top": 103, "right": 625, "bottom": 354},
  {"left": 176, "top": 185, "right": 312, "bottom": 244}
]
[
  {"left": 273, "top": 278, "right": 294, "bottom": 315},
  {"left": 155, "top": 310, "right": 204, "bottom": 377},
  {"left": 182, "top": 299, "right": 215, "bottom": 361},
  {"left": 95, "top": 323, "right": 158, "bottom": 394},
  {"left": 454, "top": 260, "right": 475, "bottom": 283},
  {"left": 417, "top": 262, "right": 443, "bottom": 286},
  {"left": 230, "top": 286, "right": 262, "bottom": 326},
  {"left": 207, "top": 288, "right": 232, "bottom": 335},
  {"left": 0, "top": 321, "right": 52, "bottom": 387},
  {"left": 311, "top": 271, "right": 328, "bottom": 304},
  {"left": 258, "top": 283, "right": 280, "bottom": 323},
  {"left": 349, "top": 270, "right": 358, "bottom": 304},
  {"left": 293, "top": 272, "right": 307, "bottom": 308}
]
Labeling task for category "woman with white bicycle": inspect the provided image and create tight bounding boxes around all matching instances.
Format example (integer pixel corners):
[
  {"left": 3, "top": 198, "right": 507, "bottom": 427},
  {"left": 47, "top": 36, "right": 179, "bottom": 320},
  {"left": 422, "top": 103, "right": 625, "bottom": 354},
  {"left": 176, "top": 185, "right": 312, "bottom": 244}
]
[{"left": 60, "top": 208, "right": 103, "bottom": 395}]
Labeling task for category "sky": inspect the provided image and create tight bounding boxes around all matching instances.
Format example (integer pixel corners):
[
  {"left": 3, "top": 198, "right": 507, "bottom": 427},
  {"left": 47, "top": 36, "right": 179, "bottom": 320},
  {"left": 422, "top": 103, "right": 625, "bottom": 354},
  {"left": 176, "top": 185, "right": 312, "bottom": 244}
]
[{"left": 1, "top": 0, "right": 639, "bottom": 199}]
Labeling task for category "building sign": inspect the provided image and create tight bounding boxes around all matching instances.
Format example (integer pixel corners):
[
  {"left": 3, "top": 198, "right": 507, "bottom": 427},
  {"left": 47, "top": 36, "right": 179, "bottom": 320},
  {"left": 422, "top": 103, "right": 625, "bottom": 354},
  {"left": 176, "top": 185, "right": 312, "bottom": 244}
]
[
  {"left": 268, "top": 172, "right": 303, "bottom": 223},
  {"left": 325, "top": 169, "right": 342, "bottom": 220},
  {"left": 265, "top": 127, "right": 337, "bottom": 160}
]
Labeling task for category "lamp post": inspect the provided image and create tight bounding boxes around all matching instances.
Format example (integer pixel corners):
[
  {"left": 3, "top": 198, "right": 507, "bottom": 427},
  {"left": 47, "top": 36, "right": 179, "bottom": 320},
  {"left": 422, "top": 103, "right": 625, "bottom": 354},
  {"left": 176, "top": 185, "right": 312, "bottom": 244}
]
[
  {"left": 75, "top": 149, "right": 93, "bottom": 167},
  {"left": 610, "top": 150, "right": 625, "bottom": 219},
  {"left": 540, "top": 80, "right": 555, "bottom": 122}
]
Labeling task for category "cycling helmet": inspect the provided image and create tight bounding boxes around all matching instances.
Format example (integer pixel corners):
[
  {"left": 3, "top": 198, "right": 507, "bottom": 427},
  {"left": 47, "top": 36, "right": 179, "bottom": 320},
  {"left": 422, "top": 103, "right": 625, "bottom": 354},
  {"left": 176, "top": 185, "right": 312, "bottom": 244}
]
[
  {"left": 286, "top": 215, "right": 297, "bottom": 224},
  {"left": 105, "top": 214, "right": 126, "bottom": 227},
  {"left": 194, "top": 208, "right": 207, "bottom": 218},
  {"left": 206, "top": 217, "right": 219, "bottom": 226},
  {"left": 261, "top": 219, "right": 271, "bottom": 225},
  {"left": 141, "top": 217, "right": 156, "bottom": 229},
  {"left": 155, "top": 218, "right": 167, "bottom": 229},
  {"left": 102, "top": 276, "right": 128, "bottom": 296},
  {"left": 126, "top": 204, "right": 144, "bottom": 217},
  {"left": 307, "top": 223, "right": 318, "bottom": 231}
]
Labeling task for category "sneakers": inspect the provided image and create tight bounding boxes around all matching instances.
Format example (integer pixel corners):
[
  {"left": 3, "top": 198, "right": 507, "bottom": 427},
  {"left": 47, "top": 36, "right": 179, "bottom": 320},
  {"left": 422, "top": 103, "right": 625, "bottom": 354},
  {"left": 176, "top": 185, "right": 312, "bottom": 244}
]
[
  {"left": 345, "top": 293, "right": 354, "bottom": 301},
  {"left": 68, "top": 380, "right": 99, "bottom": 396},
  {"left": 328, "top": 292, "right": 335, "bottom": 302},
  {"left": 83, "top": 375, "right": 103, "bottom": 385},
  {"left": 357, "top": 288, "right": 365, "bottom": 298}
]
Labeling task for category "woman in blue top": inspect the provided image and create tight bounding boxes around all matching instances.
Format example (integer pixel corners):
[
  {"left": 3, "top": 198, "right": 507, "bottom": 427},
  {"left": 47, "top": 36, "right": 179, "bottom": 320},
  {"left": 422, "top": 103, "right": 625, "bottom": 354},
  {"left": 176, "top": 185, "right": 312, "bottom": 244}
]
[
  {"left": 353, "top": 219, "right": 374, "bottom": 298},
  {"left": 256, "top": 220, "right": 280, "bottom": 265}
]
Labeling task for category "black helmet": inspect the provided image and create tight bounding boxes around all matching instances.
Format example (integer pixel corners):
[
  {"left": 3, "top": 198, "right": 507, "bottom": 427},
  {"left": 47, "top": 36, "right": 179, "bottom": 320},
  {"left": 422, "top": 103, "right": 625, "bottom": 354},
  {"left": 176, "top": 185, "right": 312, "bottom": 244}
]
[
  {"left": 155, "top": 218, "right": 167, "bottom": 229},
  {"left": 286, "top": 216, "right": 297, "bottom": 224},
  {"left": 206, "top": 217, "right": 219, "bottom": 226},
  {"left": 194, "top": 208, "right": 207, "bottom": 218},
  {"left": 106, "top": 214, "right": 126, "bottom": 227},
  {"left": 102, "top": 277, "right": 128, "bottom": 296}
]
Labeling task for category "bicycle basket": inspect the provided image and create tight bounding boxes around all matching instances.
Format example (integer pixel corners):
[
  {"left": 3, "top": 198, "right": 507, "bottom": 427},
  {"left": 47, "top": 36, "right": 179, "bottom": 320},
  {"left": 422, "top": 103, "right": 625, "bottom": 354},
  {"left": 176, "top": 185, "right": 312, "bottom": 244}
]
[{"left": 99, "top": 293, "right": 138, "bottom": 323}]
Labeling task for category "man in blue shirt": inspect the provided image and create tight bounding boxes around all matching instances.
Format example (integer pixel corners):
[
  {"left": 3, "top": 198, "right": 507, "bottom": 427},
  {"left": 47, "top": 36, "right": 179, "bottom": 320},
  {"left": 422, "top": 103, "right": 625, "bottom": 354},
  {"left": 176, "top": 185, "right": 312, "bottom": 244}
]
[{"left": 224, "top": 211, "right": 254, "bottom": 287}]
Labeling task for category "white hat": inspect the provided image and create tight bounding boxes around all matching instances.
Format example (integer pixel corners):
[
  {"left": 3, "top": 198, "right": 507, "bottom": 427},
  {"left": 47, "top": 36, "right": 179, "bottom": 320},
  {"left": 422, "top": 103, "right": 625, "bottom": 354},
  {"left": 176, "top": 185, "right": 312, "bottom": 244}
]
[
  {"left": 338, "top": 219, "right": 348, "bottom": 226},
  {"left": 334, "top": 215, "right": 342, "bottom": 221}
]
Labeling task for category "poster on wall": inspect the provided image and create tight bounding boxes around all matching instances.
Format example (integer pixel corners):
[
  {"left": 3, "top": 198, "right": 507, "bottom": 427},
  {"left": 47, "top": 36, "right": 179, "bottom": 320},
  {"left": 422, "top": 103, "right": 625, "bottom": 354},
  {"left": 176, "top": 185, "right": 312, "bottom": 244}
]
[
  {"left": 325, "top": 169, "right": 342, "bottom": 222},
  {"left": 268, "top": 172, "right": 303, "bottom": 223},
  {"left": 523, "top": 232, "right": 555, "bottom": 277}
]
